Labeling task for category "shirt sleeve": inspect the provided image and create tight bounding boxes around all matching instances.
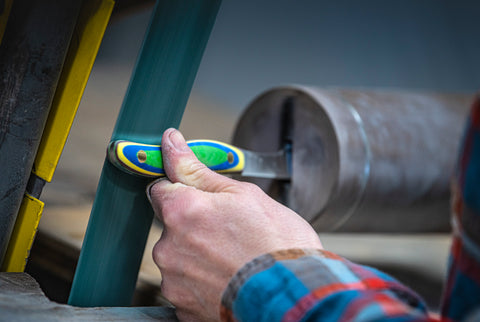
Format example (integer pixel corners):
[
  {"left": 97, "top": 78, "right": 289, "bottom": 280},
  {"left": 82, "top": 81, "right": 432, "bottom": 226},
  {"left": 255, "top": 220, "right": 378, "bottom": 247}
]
[
  {"left": 220, "top": 249, "right": 434, "bottom": 322},
  {"left": 441, "top": 95, "right": 480, "bottom": 322}
]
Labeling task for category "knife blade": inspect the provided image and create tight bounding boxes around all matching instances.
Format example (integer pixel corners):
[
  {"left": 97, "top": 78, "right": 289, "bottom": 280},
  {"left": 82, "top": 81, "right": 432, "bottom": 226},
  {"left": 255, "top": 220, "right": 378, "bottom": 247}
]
[{"left": 107, "top": 139, "right": 291, "bottom": 180}]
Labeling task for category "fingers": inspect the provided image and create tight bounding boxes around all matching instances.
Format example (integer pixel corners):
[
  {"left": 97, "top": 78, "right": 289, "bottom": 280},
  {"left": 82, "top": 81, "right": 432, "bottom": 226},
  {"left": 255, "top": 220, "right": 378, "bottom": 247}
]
[
  {"left": 147, "top": 178, "right": 193, "bottom": 225},
  {"left": 148, "top": 177, "right": 215, "bottom": 230},
  {"left": 161, "top": 128, "right": 237, "bottom": 193}
]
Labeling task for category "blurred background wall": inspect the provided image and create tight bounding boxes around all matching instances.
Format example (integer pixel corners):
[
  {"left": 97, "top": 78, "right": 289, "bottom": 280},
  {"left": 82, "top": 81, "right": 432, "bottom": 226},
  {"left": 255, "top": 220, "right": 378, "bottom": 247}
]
[{"left": 100, "top": 0, "right": 480, "bottom": 112}]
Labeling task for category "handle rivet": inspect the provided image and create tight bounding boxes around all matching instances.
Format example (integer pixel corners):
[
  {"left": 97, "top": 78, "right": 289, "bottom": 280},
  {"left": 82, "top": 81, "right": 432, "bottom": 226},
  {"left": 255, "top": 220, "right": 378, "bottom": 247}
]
[
  {"left": 137, "top": 150, "right": 147, "bottom": 163},
  {"left": 227, "top": 152, "right": 234, "bottom": 164}
]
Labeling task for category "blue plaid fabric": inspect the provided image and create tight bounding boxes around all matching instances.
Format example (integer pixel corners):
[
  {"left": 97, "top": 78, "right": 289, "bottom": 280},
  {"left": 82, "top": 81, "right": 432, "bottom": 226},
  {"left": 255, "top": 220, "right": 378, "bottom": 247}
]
[
  {"left": 221, "top": 249, "right": 430, "bottom": 321},
  {"left": 441, "top": 96, "right": 480, "bottom": 321}
]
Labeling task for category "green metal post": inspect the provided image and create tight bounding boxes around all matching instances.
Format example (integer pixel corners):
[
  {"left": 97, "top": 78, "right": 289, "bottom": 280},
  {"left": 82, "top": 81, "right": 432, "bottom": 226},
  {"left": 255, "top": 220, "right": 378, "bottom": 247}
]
[{"left": 68, "top": 0, "right": 221, "bottom": 307}]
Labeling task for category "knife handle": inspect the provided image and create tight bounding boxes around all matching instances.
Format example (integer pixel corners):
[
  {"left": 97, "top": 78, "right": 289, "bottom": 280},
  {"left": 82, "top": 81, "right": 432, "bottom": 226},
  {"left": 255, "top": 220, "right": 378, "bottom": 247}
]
[{"left": 108, "top": 139, "right": 245, "bottom": 177}]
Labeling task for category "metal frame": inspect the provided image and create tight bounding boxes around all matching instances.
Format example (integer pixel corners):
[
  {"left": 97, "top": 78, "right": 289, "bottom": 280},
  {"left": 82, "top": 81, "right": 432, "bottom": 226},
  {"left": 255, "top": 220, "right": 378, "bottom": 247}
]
[
  {"left": 1, "top": 0, "right": 114, "bottom": 273},
  {"left": 0, "top": 0, "right": 83, "bottom": 266}
]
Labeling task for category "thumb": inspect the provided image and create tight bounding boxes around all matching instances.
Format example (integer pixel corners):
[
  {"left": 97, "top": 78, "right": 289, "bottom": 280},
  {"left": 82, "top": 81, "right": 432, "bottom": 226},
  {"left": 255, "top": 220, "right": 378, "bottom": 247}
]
[{"left": 161, "top": 128, "right": 236, "bottom": 192}]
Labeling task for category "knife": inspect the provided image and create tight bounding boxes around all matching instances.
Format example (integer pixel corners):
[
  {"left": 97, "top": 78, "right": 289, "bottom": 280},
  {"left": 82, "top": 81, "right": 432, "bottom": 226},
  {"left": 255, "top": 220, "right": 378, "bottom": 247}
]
[{"left": 107, "top": 140, "right": 291, "bottom": 180}]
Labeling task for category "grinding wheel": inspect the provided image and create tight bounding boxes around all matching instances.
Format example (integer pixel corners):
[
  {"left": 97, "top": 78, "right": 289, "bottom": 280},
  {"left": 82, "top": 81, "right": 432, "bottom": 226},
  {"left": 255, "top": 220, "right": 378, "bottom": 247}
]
[{"left": 232, "top": 86, "right": 471, "bottom": 233}]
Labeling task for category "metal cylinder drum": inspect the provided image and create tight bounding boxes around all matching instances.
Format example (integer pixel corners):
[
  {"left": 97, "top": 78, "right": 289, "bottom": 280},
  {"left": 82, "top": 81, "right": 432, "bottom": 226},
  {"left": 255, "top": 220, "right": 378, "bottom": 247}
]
[{"left": 232, "top": 86, "right": 472, "bottom": 233}]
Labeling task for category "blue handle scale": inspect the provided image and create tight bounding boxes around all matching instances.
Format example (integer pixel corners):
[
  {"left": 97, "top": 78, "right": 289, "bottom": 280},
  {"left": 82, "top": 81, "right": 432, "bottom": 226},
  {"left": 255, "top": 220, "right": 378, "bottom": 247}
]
[{"left": 107, "top": 140, "right": 245, "bottom": 177}]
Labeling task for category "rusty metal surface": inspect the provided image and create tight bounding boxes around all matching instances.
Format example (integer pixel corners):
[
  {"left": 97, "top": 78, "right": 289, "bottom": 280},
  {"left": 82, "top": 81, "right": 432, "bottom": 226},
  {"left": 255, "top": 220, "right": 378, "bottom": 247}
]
[
  {"left": 233, "top": 86, "right": 471, "bottom": 233},
  {"left": 0, "top": 272, "right": 177, "bottom": 321},
  {"left": 0, "top": 0, "right": 82, "bottom": 265}
]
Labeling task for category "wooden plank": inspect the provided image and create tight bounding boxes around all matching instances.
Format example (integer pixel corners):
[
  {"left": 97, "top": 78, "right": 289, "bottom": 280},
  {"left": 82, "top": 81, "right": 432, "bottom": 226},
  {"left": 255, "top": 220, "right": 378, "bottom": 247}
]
[{"left": 68, "top": 0, "right": 222, "bottom": 307}]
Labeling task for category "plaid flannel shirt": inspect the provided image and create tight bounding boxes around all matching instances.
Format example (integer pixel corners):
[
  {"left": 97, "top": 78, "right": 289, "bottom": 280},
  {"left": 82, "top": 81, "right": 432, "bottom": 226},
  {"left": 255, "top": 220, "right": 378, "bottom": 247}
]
[{"left": 220, "top": 96, "right": 480, "bottom": 322}]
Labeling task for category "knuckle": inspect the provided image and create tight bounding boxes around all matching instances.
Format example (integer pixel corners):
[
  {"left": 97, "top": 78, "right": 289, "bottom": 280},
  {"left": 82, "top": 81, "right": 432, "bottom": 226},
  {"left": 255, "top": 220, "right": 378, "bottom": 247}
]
[
  {"left": 152, "top": 241, "right": 179, "bottom": 276},
  {"left": 152, "top": 240, "right": 167, "bottom": 267},
  {"left": 187, "top": 199, "right": 210, "bottom": 223},
  {"left": 182, "top": 194, "right": 211, "bottom": 221},
  {"left": 179, "top": 161, "right": 210, "bottom": 183},
  {"left": 240, "top": 181, "right": 263, "bottom": 195},
  {"left": 148, "top": 179, "right": 168, "bottom": 197},
  {"left": 159, "top": 201, "right": 177, "bottom": 225},
  {"left": 166, "top": 188, "right": 209, "bottom": 219},
  {"left": 158, "top": 183, "right": 192, "bottom": 226}
]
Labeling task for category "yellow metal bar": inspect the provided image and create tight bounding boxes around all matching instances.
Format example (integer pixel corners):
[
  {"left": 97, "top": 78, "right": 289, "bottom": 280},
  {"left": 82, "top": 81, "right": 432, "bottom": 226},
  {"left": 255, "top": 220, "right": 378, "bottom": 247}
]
[
  {"left": 33, "top": 0, "right": 114, "bottom": 182},
  {"left": 0, "top": 0, "right": 13, "bottom": 44},
  {"left": 1, "top": 194, "right": 44, "bottom": 272}
]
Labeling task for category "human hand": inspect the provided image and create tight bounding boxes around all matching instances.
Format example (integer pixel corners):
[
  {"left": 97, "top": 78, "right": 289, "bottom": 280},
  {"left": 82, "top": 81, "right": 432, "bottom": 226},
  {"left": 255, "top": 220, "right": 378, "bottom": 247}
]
[{"left": 148, "top": 128, "right": 322, "bottom": 321}]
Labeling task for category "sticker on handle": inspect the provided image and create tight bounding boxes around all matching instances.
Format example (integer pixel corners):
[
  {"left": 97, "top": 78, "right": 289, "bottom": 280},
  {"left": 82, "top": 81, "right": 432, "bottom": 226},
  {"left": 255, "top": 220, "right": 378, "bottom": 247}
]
[{"left": 107, "top": 140, "right": 245, "bottom": 177}]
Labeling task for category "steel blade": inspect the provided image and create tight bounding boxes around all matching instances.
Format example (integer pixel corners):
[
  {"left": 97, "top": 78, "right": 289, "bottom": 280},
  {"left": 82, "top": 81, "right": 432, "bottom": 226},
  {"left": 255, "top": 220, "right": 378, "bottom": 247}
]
[{"left": 241, "top": 150, "right": 291, "bottom": 180}]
